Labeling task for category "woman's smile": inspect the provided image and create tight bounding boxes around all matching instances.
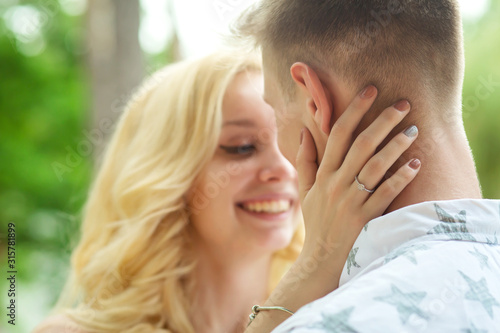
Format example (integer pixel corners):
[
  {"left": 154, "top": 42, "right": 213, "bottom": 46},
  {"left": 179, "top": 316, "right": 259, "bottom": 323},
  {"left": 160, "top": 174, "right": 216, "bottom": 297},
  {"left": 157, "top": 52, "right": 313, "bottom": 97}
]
[{"left": 236, "top": 193, "right": 295, "bottom": 223}]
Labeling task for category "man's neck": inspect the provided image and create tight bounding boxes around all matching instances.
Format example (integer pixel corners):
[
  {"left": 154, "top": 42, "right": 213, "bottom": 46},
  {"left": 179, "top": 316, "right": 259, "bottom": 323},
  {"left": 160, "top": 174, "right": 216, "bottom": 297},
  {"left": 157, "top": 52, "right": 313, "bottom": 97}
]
[{"left": 385, "top": 123, "right": 482, "bottom": 214}]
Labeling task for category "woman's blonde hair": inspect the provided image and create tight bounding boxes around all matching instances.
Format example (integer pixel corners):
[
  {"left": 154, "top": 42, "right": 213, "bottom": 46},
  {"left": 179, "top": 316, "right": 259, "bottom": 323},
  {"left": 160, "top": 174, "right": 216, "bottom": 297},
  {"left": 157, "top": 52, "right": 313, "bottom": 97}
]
[{"left": 54, "top": 51, "right": 304, "bottom": 333}]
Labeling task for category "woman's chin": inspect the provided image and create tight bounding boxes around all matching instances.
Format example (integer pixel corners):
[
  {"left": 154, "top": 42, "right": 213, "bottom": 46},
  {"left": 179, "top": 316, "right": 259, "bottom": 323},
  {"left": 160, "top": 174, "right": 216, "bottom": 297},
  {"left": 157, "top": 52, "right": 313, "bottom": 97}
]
[
  {"left": 251, "top": 225, "right": 296, "bottom": 252},
  {"left": 235, "top": 205, "right": 299, "bottom": 251}
]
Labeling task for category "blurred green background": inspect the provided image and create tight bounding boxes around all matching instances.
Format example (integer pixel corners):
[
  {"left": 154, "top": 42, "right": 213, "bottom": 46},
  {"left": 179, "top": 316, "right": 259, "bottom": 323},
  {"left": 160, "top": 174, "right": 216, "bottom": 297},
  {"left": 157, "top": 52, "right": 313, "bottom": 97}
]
[{"left": 0, "top": 0, "right": 499, "bottom": 332}]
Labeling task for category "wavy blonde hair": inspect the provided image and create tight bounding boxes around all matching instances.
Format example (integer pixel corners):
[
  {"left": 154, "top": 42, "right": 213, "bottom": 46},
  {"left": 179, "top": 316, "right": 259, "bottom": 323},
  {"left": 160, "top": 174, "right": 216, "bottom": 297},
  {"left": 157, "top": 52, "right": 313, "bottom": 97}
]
[{"left": 53, "top": 51, "right": 304, "bottom": 333}]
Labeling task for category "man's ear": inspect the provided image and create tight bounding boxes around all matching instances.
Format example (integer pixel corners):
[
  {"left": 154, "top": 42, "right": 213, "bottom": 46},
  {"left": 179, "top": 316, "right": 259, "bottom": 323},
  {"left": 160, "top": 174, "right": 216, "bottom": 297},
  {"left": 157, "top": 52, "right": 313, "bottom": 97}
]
[{"left": 290, "top": 62, "right": 333, "bottom": 134}]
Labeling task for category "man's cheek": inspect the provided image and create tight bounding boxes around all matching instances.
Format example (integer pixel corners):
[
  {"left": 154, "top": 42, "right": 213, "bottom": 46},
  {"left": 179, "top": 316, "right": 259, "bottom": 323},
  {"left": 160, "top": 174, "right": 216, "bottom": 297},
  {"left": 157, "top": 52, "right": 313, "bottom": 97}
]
[
  {"left": 274, "top": 106, "right": 296, "bottom": 129},
  {"left": 278, "top": 135, "right": 299, "bottom": 167}
]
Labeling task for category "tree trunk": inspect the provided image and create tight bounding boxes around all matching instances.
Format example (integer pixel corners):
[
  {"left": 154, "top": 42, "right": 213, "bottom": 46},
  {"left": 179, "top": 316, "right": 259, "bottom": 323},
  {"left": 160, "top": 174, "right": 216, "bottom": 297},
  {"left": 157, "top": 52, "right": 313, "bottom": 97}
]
[{"left": 86, "top": 0, "right": 144, "bottom": 162}]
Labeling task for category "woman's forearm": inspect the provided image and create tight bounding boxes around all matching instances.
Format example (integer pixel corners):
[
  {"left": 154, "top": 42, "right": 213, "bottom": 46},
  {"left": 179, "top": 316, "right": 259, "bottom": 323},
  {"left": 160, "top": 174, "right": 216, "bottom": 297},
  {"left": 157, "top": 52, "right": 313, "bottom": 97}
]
[{"left": 245, "top": 244, "right": 347, "bottom": 333}]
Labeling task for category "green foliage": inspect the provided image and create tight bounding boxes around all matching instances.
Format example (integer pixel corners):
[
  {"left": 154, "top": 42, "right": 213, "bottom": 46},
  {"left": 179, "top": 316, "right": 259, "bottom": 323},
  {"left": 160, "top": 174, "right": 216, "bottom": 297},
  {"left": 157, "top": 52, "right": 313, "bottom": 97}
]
[
  {"left": 462, "top": 6, "right": 500, "bottom": 199},
  {"left": 0, "top": 3, "right": 91, "bottom": 331},
  {"left": 0, "top": 4, "right": 85, "bottom": 258}
]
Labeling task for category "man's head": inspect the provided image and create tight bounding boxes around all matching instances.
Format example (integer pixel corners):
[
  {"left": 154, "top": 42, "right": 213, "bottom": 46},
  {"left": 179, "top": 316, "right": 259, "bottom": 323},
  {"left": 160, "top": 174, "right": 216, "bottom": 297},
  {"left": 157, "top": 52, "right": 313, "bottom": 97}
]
[{"left": 236, "top": 0, "right": 465, "bottom": 165}]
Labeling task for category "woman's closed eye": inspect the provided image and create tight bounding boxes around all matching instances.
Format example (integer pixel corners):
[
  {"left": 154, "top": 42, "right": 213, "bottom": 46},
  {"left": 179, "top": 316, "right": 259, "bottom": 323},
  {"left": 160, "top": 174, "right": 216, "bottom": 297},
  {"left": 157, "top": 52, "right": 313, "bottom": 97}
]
[{"left": 220, "top": 144, "right": 256, "bottom": 156}]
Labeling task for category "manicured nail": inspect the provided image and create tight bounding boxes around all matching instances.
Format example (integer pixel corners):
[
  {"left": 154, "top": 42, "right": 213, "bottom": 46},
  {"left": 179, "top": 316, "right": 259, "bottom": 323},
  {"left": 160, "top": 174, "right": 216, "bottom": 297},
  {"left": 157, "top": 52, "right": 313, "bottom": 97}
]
[
  {"left": 394, "top": 100, "right": 410, "bottom": 112},
  {"left": 360, "top": 85, "right": 377, "bottom": 99},
  {"left": 404, "top": 125, "right": 418, "bottom": 138},
  {"left": 300, "top": 128, "right": 305, "bottom": 145},
  {"left": 409, "top": 158, "right": 421, "bottom": 170}
]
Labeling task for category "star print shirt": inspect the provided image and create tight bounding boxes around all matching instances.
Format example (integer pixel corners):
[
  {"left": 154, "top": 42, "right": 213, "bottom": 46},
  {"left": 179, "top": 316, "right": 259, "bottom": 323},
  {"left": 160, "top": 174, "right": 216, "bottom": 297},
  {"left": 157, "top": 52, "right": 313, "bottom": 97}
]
[{"left": 273, "top": 199, "right": 500, "bottom": 333}]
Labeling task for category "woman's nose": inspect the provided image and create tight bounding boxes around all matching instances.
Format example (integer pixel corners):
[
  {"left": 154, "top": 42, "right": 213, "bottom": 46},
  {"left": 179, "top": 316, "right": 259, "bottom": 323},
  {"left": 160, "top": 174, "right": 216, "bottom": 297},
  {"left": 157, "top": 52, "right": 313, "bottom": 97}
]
[{"left": 258, "top": 146, "right": 296, "bottom": 183}]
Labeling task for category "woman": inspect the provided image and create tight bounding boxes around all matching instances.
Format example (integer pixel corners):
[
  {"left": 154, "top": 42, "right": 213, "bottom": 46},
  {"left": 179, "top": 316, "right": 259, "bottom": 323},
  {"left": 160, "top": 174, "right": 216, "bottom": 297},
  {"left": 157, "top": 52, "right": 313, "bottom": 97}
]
[{"left": 34, "top": 51, "right": 419, "bottom": 332}]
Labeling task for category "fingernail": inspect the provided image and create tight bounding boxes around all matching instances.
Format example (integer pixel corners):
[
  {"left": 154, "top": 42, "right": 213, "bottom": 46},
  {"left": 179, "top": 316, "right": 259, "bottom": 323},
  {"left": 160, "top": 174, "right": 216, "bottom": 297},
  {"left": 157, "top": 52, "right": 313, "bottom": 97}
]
[
  {"left": 300, "top": 128, "right": 305, "bottom": 145},
  {"left": 394, "top": 100, "right": 410, "bottom": 112},
  {"left": 409, "top": 158, "right": 421, "bottom": 170},
  {"left": 404, "top": 125, "right": 418, "bottom": 138},
  {"left": 360, "top": 85, "right": 377, "bottom": 99}
]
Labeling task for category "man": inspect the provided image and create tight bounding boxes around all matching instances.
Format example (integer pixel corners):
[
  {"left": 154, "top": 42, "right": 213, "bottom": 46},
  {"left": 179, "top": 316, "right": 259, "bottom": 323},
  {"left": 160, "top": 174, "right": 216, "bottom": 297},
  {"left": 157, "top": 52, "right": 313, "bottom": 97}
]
[{"left": 237, "top": 0, "right": 500, "bottom": 331}]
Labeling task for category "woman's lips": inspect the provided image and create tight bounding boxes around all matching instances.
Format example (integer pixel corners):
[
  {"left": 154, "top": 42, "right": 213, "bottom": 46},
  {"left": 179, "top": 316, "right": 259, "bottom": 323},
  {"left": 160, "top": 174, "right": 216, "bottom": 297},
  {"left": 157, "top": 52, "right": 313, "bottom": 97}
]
[
  {"left": 239, "top": 199, "right": 291, "bottom": 214},
  {"left": 236, "top": 199, "right": 294, "bottom": 222}
]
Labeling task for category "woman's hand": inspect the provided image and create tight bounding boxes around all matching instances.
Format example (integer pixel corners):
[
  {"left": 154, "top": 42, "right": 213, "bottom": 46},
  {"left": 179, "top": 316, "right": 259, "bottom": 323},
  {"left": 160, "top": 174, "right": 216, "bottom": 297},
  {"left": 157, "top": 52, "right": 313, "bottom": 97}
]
[
  {"left": 245, "top": 86, "right": 421, "bottom": 332},
  {"left": 296, "top": 85, "right": 420, "bottom": 274}
]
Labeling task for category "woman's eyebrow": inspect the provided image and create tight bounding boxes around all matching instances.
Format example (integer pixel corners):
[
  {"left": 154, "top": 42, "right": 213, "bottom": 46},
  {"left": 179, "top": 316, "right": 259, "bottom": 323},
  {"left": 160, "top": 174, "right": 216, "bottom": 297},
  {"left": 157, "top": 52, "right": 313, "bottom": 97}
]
[{"left": 223, "top": 119, "right": 257, "bottom": 127}]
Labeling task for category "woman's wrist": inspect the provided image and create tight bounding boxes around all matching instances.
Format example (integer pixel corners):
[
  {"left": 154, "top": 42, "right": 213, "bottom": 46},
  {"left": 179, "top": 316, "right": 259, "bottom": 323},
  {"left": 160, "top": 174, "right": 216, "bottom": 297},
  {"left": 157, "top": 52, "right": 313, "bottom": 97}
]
[
  {"left": 245, "top": 248, "right": 346, "bottom": 333},
  {"left": 267, "top": 238, "right": 350, "bottom": 309},
  {"left": 299, "top": 234, "right": 353, "bottom": 280}
]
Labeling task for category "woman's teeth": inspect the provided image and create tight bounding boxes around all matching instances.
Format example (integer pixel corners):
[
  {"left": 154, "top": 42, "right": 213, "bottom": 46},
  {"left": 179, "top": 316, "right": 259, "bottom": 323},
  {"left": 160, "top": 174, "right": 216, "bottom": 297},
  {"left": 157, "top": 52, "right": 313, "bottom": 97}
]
[{"left": 241, "top": 200, "right": 291, "bottom": 214}]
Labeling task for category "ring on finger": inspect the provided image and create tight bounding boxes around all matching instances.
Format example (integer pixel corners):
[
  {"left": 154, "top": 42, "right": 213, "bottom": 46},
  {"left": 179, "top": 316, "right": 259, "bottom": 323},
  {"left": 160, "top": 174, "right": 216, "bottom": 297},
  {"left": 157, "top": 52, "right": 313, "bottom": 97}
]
[{"left": 355, "top": 175, "right": 375, "bottom": 193}]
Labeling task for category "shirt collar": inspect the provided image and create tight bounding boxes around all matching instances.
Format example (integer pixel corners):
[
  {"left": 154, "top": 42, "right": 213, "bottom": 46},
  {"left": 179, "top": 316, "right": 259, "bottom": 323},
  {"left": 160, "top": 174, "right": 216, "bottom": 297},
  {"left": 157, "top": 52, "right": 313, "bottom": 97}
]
[{"left": 339, "top": 199, "right": 500, "bottom": 286}]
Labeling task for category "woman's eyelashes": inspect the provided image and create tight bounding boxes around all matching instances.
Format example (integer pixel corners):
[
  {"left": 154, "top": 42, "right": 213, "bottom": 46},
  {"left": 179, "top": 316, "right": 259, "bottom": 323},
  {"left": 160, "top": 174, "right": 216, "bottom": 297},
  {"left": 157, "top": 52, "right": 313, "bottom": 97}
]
[{"left": 219, "top": 144, "right": 256, "bottom": 156}]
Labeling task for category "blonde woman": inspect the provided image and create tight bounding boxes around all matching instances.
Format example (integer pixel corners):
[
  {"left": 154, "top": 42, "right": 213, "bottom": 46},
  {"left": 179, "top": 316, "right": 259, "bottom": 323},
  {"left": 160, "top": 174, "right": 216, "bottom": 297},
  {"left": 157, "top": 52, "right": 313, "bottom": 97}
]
[{"left": 34, "top": 51, "right": 419, "bottom": 333}]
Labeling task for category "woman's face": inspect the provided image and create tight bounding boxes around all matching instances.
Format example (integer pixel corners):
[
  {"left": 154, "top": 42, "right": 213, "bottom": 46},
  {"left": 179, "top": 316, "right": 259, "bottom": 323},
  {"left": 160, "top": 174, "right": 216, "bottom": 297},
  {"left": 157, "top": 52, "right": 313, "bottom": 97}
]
[{"left": 188, "top": 71, "right": 300, "bottom": 258}]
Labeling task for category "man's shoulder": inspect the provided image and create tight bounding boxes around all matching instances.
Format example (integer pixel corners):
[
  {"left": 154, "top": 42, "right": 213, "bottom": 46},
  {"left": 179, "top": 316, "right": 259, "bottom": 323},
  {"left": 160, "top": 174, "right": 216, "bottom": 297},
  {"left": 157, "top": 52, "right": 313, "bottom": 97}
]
[{"left": 275, "top": 241, "right": 500, "bottom": 332}]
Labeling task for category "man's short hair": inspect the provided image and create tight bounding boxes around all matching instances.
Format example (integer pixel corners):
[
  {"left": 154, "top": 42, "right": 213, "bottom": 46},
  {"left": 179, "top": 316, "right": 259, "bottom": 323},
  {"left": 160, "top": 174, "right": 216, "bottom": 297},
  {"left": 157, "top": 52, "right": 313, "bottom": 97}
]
[{"left": 236, "top": 0, "right": 465, "bottom": 123}]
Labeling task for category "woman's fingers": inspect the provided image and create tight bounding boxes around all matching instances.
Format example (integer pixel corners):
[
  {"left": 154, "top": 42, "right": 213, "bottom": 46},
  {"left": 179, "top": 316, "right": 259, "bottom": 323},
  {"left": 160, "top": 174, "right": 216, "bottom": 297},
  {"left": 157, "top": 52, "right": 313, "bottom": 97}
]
[
  {"left": 363, "top": 158, "right": 421, "bottom": 220},
  {"left": 355, "top": 125, "right": 419, "bottom": 196},
  {"left": 339, "top": 99, "right": 411, "bottom": 181},
  {"left": 296, "top": 127, "right": 318, "bottom": 202},
  {"left": 318, "top": 86, "right": 378, "bottom": 175}
]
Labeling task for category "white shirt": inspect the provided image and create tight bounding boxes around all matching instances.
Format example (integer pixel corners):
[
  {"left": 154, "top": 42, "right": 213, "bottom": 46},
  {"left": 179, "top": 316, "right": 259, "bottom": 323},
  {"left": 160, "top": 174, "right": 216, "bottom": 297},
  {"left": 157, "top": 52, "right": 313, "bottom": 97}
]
[{"left": 274, "top": 199, "right": 500, "bottom": 332}]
